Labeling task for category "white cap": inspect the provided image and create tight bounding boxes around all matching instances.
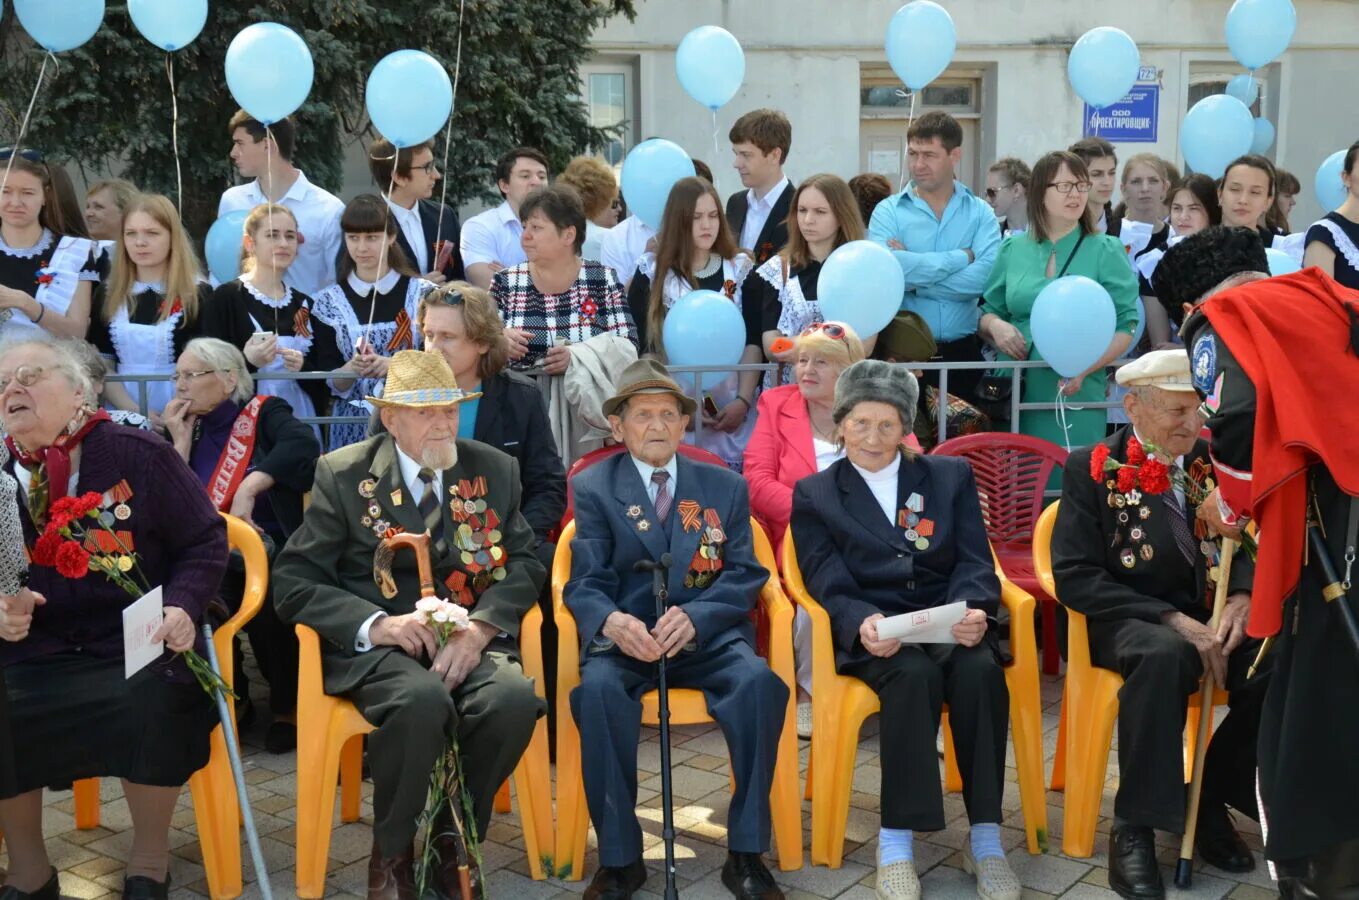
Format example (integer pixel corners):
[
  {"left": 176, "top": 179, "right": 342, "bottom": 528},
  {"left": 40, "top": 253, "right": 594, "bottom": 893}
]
[{"left": 1115, "top": 349, "right": 1196, "bottom": 392}]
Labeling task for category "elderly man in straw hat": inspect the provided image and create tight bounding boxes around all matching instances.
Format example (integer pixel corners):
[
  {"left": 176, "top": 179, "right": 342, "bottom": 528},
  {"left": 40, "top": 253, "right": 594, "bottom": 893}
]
[
  {"left": 1051, "top": 349, "right": 1264, "bottom": 900},
  {"left": 275, "top": 350, "right": 545, "bottom": 900},
  {"left": 566, "top": 358, "right": 788, "bottom": 900}
]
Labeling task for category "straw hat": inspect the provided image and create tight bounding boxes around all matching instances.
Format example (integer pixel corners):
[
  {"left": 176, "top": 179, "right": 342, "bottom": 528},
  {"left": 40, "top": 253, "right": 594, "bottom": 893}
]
[
  {"left": 366, "top": 350, "right": 483, "bottom": 408},
  {"left": 601, "top": 358, "right": 697, "bottom": 418}
]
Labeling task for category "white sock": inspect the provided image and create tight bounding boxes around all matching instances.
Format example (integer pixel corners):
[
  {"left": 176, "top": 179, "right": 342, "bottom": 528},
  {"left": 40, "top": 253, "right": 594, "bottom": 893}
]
[
  {"left": 879, "top": 827, "right": 914, "bottom": 864},
  {"left": 970, "top": 822, "right": 1003, "bottom": 860}
]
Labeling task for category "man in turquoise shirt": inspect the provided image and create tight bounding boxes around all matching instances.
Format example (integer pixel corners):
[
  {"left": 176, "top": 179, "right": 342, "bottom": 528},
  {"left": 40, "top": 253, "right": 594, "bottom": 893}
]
[{"left": 868, "top": 111, "right": 1001, "bottom": 399}]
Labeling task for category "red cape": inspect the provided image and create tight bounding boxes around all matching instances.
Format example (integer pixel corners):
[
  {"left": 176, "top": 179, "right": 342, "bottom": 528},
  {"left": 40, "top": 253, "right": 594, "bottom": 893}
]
[{"left": 1200, "top": 268, "right": 1359, "bottom": 637}]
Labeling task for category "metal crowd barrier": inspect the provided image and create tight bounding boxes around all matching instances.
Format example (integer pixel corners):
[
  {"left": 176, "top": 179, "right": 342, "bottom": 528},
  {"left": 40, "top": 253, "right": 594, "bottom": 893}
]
[{"left": 105, "top": 357, "right": 1134, "bottom": 466}]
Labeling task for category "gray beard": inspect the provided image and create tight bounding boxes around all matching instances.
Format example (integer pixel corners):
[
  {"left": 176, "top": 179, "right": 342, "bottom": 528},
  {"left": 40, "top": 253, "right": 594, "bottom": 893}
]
[{"left": 420, "top": 443, "right": 458, "bottom": 472}]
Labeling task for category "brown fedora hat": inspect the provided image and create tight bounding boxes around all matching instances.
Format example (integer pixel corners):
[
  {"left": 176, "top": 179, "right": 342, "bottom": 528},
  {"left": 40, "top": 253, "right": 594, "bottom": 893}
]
[{"left": 601, "top": 358, "right": 698, "bottom": 418}]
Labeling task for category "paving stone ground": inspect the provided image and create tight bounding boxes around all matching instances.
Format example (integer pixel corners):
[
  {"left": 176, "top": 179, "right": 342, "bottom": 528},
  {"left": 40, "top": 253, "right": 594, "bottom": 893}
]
[{"left": 1, "top": 666, "right": 1275, "bottom": 899}]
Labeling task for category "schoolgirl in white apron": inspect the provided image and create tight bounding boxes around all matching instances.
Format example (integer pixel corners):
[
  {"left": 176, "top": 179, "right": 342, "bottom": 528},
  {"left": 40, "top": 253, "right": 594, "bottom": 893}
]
[{"left": 0, "top": 228, "right": 99, "bottom": 338}]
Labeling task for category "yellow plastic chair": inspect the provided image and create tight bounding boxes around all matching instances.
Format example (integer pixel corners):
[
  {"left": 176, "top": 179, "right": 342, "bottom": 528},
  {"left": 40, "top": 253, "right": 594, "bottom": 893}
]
[
  {"left": 1033, "top": 502, "right": 1227, "bottom": 857},
  {"left": 293, "top": 605, "right": 553, "bottom": 897},
  {"left": 551, "top": 517, "right": 803, "bottom": 880},
  {"left": 45, "top": 513, "right": 267, "bottom": 899},
  {"left": 780, "top": 528, "right": 1047, "bottom": 866}
]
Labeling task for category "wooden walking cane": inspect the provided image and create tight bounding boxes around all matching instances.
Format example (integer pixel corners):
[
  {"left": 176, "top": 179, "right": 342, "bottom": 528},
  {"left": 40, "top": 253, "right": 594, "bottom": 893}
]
[
  {"left": 1175, "top": 536, "right": 1238, "bottom": 889},
  {"left": 374, "top": 531, "right": 475, "bottom": 900}
]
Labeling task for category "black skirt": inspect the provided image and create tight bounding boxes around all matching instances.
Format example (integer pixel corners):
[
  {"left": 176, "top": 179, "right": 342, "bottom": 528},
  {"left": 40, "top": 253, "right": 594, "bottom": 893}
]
[
  {"left": 0, "top": 668, "right": 15, "bottom": 796},
  {"left": 2, "top": 651, "right": 217, "bottom": 798}
]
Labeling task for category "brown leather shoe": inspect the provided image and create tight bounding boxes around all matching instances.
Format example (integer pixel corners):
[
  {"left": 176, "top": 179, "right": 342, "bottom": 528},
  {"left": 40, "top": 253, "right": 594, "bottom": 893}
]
[{"left": 367, "top": 840, "right": 418, "bottom": 900}]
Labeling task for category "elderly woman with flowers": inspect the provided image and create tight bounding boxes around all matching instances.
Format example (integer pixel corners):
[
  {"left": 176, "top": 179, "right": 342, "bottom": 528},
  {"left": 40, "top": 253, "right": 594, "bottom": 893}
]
[{"left": 0, "top": 335, "right": 227, "bottom": 900}]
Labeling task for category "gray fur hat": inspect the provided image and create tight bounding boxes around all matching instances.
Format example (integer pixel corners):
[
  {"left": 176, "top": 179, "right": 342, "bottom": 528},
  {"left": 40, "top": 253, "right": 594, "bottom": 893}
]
[{"left": 832, "top": 359, "right": 919, "bottom": 430}]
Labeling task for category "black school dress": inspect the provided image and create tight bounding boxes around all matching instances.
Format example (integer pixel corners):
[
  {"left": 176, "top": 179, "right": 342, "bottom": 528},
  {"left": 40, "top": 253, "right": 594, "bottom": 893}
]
[{"left": 89, "top": 282, "right": 212, "bottom": 415}]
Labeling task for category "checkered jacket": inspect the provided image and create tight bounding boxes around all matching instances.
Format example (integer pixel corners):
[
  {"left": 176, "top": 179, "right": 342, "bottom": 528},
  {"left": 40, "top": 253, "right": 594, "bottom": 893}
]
[{"left": 491, "top": 260, "right": 638, "bottom": 369}]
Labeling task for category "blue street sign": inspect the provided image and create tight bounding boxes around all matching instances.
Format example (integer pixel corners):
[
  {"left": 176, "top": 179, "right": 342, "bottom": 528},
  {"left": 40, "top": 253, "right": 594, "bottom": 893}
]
[{"left": 1083, "top": 83, "right": 1160, "bottom": 143}]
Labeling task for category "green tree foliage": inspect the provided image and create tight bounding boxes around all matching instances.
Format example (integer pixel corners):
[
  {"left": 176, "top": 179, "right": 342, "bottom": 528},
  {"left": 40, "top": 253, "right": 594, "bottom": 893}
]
[{"left": 0, "top": 0, "right": 636, "bottom": 238}]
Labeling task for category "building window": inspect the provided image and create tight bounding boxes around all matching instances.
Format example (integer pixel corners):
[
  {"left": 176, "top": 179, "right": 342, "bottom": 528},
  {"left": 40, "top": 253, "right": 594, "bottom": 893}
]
[
  {"left": 581, "top": 60, "right": 637, "bottom": 168},
  {"left": 858, "top": 64, "right": 985, "bottom": 191},
  {"left": 1187, "top": 61, "right": 1280, "bottom": 151}
]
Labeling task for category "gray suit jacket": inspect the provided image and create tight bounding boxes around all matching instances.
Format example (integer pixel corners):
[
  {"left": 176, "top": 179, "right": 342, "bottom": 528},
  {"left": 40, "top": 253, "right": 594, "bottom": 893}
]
[{"left": 274, "top": 434, "right": 545, "bottom": 695}]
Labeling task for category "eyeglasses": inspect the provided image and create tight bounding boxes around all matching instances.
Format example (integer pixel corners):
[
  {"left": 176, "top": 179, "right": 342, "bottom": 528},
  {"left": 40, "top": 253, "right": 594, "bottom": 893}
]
[
  {"left": 172, "top": 369, "right": 225, "bottom": 383},
  {"left": 417, "top": 161, "right": 438, "bottom": 175},
  {"left": 0, "top": 365, "right": 54, "bottom": 392},
  {"left": 801, "top": 322, "right": 847, "bottom": 340},
  {"left": 984, "top": 185, "right": 1015, "bottom": 200},
  {"left": 1048, "top": 181, "right": 1093, "bottom": 195},
  {"left": 0, "top": 147, "right": 44, "bottom": 164}
]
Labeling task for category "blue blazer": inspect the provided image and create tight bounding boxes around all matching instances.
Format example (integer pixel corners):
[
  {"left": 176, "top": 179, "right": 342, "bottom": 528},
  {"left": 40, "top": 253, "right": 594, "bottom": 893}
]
[
  {"left": 790, "top": 454, "right": 999, "bottom": 665},
  {"left": 565, "top": 452, "right": 766, "bottom": 656}
]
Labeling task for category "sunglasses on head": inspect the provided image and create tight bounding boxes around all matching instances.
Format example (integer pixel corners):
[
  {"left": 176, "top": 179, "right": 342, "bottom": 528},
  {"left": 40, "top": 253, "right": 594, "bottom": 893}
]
[
  {"left": 0, "top": 147, "right": 44, "bottom": 164},
  {"left": 431, "top": 288, "right": 464, "bottom": 307},
  {"left": 801, "top": 322, "right": 847, "bottom": 340}
]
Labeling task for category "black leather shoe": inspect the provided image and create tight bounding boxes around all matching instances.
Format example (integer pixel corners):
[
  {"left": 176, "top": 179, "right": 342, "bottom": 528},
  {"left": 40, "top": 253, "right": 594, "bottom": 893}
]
[
  {"left": 123, "top": 873, "right": 171, "bottom": 900},
  {"left": 583, "top": 858, "right": 647, "bottom": 900},
  {"left": 720, "top": 852, "right": 784, "bottom": 900},
  {"left": 1108, "top": 824, "right": 1165, "bottom": 899},
  {"left": 265, "top": 719, "right": 297, "bottom": 754},
  {"left": 0, "top": 869, "right": 59, "bottom": 900},
  {"left": 1195, "top": 804, "right": 1255, "bottom": 873}
]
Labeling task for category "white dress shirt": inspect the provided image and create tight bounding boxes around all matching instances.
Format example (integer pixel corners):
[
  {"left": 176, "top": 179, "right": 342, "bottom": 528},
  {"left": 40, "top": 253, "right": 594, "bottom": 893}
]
[
  {"left": 599, "top": 215, "right": 656, "bottom": 285},
  {"left": 851, "top": 453, "right": 902, "bottom": 528},
  {"left": 218, "top": 170, "right": 345, "bottom": 296},
  {"left": 386, "top": 196, "right": 429, "bottom": 273},
  {"left": 355, "top": 443, "right": 446, "bottom": 651},
  {"left": 630, "top": 453, "right": 679, "bottom": 507},
  {"left": 812, "top": 437, "right": 843, "bottom": 473},
  {"left": 459, "top": 201, "right": 525, "bottom": 270},
  {"left": 739, "top": 176, "right": 790, "bottom": 253}
]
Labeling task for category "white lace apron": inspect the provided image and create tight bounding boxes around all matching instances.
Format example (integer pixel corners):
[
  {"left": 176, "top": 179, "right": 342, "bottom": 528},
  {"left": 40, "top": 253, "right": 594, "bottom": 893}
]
[
  {"left": 0, "top": 231, "right": 98, "bottom": 338},
  {"left": 241, "top": 281, "right": 318, "bottom": 426},
  {"left": 108, "top": 301, "right": 182, "bottom": 415}
]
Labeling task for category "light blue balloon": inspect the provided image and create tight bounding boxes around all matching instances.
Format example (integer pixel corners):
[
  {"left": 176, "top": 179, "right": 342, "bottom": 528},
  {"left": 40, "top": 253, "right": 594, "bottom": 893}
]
[
  {"left": 1180, "top": 94, "right": 1255, "bottom": 178},
  {"left": 818, "top": 241, "right": 905, "bottom": 339},
  {"left": 675, "top": 26, "right": 744, "bottom": 111},
  {"left": 620, "top": 139, "right": 694, "bottom": 232},
  {"left": 225, "top": 23, "right": 313, "bottom": 126},
  {"left": 204, "top": 210, "right": 249, "bottom": 284},
  {"left": 1226, "top": 73, "right": 1259, "bottom": 106},
  {"left": 1250, "top": 117, "right": 1276, "bottom": 154},
  {"left": 885, "top": 0, "right": 956, "bottom": 91},
  {"left": 1067, "top": 27, "right": 1140, "bottom": 109},
  {"left": 1315, "top": 150, "right": 1348, "bottom": 212},
  {"left": 128, "top": 0, "right": 206, "bottom": 51},
  {"left": 1265, "top": 248, "right": 1301, "bottom": 277},
  {"left": 1030, "top": 276, "right": 1116, "bottom": 379},
  {"left": 14, "top": 0, "right": 103, "bottom": 52},
  {"left": 1225, "top": 0, "right": 1297, "bottom": 70},
  {"left": 366, "top": 50, "right": 453, "bottom": 149},
  {"left": 662, "top": 290, "right": 747, "bottom": 390}
]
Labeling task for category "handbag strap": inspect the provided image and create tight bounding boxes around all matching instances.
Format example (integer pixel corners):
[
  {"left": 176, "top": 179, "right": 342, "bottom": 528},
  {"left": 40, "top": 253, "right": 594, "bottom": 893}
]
[
  {"left": 1056, "top": 231, "right": 1087, "bottom": 278},
  {"left": 1344, "top": 494, "right": 1358, "bottom": 593}
]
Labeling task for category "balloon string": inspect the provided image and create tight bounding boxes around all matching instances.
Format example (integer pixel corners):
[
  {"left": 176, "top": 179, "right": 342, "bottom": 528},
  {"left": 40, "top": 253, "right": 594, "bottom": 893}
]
[
  {"left": 711, "top": 109, "right": 721, "bottom": 194},
  {"left": 896, "top": 90, "right": 917, "bottom": 193},
  {"left": 1, "top": 52, "right": 55, "bottom": 198},
  {"left": 433, "top": 0, "right": 467, "bottom": 257},
  {"left": 165, "top": 54, "right": 184, "bottom": 217},
  {"left": 364, "top": 166, "right": 400, "bottom": 345},
  {"left": 1054, "top": 385, "right": 1073, "bottom": 452}
]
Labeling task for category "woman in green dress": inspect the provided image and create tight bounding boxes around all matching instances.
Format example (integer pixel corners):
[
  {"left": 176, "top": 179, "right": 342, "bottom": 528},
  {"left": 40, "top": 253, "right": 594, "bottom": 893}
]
[{"left": 979, "top": 150, "right": 1138, "bottom": 449}]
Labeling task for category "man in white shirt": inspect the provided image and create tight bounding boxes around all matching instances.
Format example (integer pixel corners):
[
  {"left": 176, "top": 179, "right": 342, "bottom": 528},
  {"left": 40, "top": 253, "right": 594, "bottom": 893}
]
[
  {"left": 218, "top": 111, "right": 345, "bottom": 296},
  {"left": 725, "top": 109, "right": 795, "bottom": 266},
  {"left": 598, "top": 214, "right": 655, "bottom": 289},
  {"left": 460, "top": 147, "right": 550, "bottom": 289},
  {"left": 369, "top": 137, "right": 463, "bottom": 285},
  {"left": 274, "top": 349, "right": 545, "bottom": 900}
]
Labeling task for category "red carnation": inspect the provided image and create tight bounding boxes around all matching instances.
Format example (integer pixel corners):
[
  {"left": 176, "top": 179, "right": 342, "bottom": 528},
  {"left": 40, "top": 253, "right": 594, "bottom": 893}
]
[
  {"left": 1126, "top": 437, "right": 1146, "bottom": 466},
  {"left": 54, "top": 541, "right": 92, "bottom": 579},
  {"left": 1116, "top": 466, "right": 1137, "bottom": 494},
  {"left": 1138, "top": 458, "right": 1172, "bottom": 494},
  {"left": 32, "top": 531, "right": 63, "bottom": 566},
  {"left": 73, "top": 491, "right": 103, "bottom": 516},
  {"left": 1089, "top": 444, "right": 1110, "bottom": 481},
  {"left": 48, "top": 496, "right": 79, "bottom": 519}
]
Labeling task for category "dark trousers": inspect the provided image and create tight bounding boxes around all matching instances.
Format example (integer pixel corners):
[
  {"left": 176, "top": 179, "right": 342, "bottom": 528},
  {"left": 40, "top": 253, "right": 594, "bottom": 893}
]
[
  {"left": 535, "top": 540, "right": 559, "bottom": 752},
  {"left": 917, "top": 334, "right": 985, "bottom": 404},
  {"left": 1089, "top": 617, "right": 1267, "bottom": 833},
  {"left": 350, "top": 647, "right": 544, "bottom": 855},
  {"left": 223, "top": 536, "right": 298, "bottom": 716},
  {"left": 842, "top": 642, "right": 1008, "bottom": 831},
  {"left": 570, "top": 639, "right": 788, "bottom": 867}
]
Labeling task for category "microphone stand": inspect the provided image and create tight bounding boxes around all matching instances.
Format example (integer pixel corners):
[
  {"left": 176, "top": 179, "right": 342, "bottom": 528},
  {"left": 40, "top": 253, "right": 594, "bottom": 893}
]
[{"left": 634, "top": 553, "right": 679, "bottom": 900}]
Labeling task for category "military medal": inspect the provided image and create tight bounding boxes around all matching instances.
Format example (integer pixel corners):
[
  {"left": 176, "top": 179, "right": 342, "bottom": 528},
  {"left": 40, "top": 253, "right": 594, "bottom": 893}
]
[
  {"left": 898, "top": 499, "right": 934, "bottom": 550},
  {"left": 361, "top": 516, "right": 373, "bottom": 527},
  {"left": 368, "top": 502, "right": 381, "bottom": 518},
  {"left": 638, "top": 519, "right": 651, "bottom": 532},
  {"left": 1130, "top": 527, "right": 1144, "bottom": 541},
  {"left": 904, "top": 528, "right": 919, "bottom": 542},
  {"left": 678, "top": 499, "right": 703, "bottom": 532},
  {"left": 1140, "top": 544, "right": 1155, "bottom": 562},
  {"left": 359, "top": 479, "right": 377, "bottom": 499},
  {"left": 107, "top": 480, "right": 133, "bottom": 520},
  {"left": 1139, "top": 506, "right": 1152, "bottom": 520},
  {"left": 390, "top": 489, "right": 403, "bottom": 507},
  {"left": 905, "top": 493, "right": 925, "bottom": 513},
  {"left": 1121, "top": 548, "right": 1136, "bottom": 569},
  {"left": 915, "top": 537, "right": 930, "bottom": 551}
]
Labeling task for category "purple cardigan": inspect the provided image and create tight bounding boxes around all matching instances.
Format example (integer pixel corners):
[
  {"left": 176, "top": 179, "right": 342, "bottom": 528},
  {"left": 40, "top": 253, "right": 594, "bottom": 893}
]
[{"left": 2, "top": 421, "right": 228, "bottom": 682}]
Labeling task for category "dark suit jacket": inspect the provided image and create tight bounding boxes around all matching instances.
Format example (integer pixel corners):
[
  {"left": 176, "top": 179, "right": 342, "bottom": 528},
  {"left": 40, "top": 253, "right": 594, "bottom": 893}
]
[
  {"left": 790, "top": 455, "right": 1000, "bottom": 666},
  {"left": 726, "top": 182, "right": 794, "bottom": 264},
  {"left": 394, "top": 198, "right": 464, "bottom": 281},
  {"left": 1053, "top": 426, "right": 1254, "bottom": 626},
  {"left": 274, "top": 435, "right": 545, "bottom": 695},
  {"left": 564, "top": 452, "right": 766, "bottom": 656}
]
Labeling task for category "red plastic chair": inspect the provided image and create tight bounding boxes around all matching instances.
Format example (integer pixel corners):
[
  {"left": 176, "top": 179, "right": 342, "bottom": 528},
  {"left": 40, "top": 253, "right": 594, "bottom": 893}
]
[{"left": 931, "top": 433, "right": 1068, "bottom": 674}]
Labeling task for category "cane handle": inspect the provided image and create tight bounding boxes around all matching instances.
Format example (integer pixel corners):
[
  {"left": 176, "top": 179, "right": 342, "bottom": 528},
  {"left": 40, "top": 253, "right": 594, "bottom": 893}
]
[{"left": 384, "top": 531, "right": 437, "bottom": 598}]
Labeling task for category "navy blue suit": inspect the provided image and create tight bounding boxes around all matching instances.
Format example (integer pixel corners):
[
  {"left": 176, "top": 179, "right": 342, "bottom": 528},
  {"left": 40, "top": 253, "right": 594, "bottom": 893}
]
[
  {"left": 566, "top": 452, "right": 787, "bottom": 866},
  {"left": 790, "top": 454, "right": 1008, "bottom": 830}
]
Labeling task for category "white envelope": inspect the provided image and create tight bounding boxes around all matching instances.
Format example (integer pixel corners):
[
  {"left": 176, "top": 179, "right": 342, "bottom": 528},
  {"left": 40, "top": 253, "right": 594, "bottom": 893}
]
[
  {"left": 876, "top": 600, "right": 968, "bottom": 644},
  {"left": 123, "top": 585, "right": 165, "bottom": 679}
]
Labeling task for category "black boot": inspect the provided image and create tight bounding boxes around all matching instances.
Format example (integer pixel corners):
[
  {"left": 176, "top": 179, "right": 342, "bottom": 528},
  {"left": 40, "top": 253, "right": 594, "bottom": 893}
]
[{"left": 1108, "top": 823, "right": 1165, "bottom": 900}]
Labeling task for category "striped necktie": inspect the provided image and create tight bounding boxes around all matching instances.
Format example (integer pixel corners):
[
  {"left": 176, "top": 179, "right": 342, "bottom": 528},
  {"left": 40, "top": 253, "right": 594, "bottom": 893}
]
[
  {"left": 651, "top": 469, "right": 672, "bottom": 526},
  {"left": 417, "top": 468, "right": 443, "bottom": 542},
  {"left": 1163, "top": 492, "right": 1197, "bottom": 565}
]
